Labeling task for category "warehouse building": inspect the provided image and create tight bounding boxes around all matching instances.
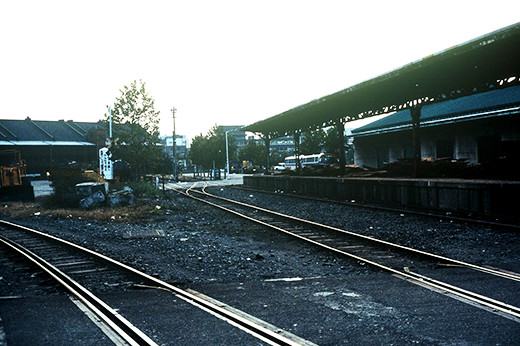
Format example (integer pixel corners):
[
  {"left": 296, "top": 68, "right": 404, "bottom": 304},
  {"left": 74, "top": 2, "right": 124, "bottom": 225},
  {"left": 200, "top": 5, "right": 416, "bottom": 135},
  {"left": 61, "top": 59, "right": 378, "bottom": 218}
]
[
  {"left": 351, "top": 85, "right": 520, "bottom": 175},
  {"left": 0, "top": 117, "right": 105, "bottom": 176}
]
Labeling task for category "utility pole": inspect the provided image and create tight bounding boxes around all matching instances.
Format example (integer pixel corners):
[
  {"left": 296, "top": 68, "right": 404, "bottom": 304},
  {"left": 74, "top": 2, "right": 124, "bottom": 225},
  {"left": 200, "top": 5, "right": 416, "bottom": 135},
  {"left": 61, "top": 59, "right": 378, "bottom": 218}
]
[
  {"left": 108, "top": 106, "right": 113, "bottom": 140},
  {"left": 225, "top": 128, "right": 234, "bottom": 179},
  {"left": 171, "top": 107, "right": 178, "bottom": 182}
]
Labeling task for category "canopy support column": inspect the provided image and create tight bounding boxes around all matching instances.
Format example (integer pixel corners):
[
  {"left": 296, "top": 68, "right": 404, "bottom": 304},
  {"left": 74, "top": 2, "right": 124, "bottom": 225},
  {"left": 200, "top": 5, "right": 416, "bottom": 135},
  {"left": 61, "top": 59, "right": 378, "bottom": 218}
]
[
  {"left": 263, "top": 133, "right": 271, "bottom": 174},
  {"left": 336, "top": 120, "right": 346, "bottom": 175},
  {"left": 411, "top": 106, "right": 422, "bottom": 177},
  {"left": 293, "top": 132, "right": 301, "bottom": 171}
]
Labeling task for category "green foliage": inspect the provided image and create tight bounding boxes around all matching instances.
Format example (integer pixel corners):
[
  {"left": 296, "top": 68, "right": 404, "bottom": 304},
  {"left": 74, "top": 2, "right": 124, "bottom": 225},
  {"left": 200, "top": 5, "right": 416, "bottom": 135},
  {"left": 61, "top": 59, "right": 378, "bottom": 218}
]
[
  {"left": 155, "top": 153, "right": 176, "bottom": 175},
  {"left": 324, "top": 126, "right": 342, "bottom": 155},
  {"left": 269, "top": 148, "right": 284, "bottom": 166},
  {"left": 188, "top": 125, "right": 237, "bottom": 169},
  {"left": 189, "top": 133, "right": 210, "bottom": 169},
  {"left": 110, "top": 179, "right": 164, "bottom": 198},
  {"left": 110, "top": 80, "right": 160, "bottom": 133},
  {"left": 239, "top": 141, "right": 266, "bottom": 166},
  {"left": 48, "top": 169, "right": 99, "bottom": 207},
  {"left": 300, "top": 128, "right": 326, "bottom": 154},
  {"left": 207, "top": 125, "right": 228, "bottom": 168},
  {"left": 105, "top": 80, "right": 164, "bottom": 178}
]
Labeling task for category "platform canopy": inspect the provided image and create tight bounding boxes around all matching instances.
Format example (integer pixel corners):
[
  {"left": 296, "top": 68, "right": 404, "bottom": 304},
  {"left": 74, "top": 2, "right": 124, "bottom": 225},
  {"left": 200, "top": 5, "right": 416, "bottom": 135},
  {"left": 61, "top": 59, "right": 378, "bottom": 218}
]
[{"left": 243, "top": 23, "right": 520, "bottom": 136}]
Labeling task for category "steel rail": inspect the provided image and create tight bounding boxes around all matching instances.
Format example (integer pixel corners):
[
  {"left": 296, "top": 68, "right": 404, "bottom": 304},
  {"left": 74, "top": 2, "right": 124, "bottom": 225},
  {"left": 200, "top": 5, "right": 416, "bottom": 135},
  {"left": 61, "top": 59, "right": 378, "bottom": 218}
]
[
  {"left": 0, "top": 234, "right": 158, "bottom": 346},
  {"left": 196, "top": 185, "right": 520, "bottom": 283},
  {"left": 234, "top": 185, "right": 520, "bottom": 231},
  {"left": 179, "top": 184, "right": 520, "bottom": 321},
  {"left": 0, "top": 219, "right": 306, "bottom": 346}
]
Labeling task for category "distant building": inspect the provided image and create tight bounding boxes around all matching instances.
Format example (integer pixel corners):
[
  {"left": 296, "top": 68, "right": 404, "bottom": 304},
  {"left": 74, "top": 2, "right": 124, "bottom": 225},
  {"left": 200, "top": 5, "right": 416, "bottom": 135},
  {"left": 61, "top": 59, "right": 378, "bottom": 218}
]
[
  {"left": 0, "top": 117, "right": 105, "bottom": 175},
  {"left": 270, "top": 135, "right": 295, "bottom": 155},
  {"left": 160, "top": 134, "right": 188, "bottom": 168},
  {"left": 221, "top": 125, "right": 246, "bottom": 159},
  {"left": 221, "top": 126, "right": 246, "bottom": 149},
  {"left": 351, "top": 85, "right": 520, "bottom": 174}
]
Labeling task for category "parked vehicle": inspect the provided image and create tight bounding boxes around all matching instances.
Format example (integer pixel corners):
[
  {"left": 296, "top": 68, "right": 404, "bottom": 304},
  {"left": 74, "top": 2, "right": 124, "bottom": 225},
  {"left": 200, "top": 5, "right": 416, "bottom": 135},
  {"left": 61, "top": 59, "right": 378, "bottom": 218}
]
[
  {"left": 0, "top": 149, "right": 34, "bottom": 201},
  {"left": 273, "top": 163, "right": 286, "bottom": 171},
  {"left": 283, "top": 153, "right": 338, "bottom": 170}
]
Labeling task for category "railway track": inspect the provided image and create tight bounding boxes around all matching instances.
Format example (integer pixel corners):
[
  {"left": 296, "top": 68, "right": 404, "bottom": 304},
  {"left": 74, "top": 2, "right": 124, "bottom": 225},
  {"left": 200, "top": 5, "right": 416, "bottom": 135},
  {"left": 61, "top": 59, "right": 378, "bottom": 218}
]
[
  {"left": 235, "top": 185, "right": 520, "bottom": 230},
  {"left": 0, "top": 219, "right": 313, "bottom": 345},
  {"left": 181, "top": 183, "right": 520, "bottom": 322}
]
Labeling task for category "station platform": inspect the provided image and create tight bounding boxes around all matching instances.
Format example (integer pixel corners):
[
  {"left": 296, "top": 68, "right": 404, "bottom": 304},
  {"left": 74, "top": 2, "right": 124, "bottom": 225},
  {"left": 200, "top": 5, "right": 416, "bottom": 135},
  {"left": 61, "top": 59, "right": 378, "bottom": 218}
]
[{"left": 243, "top": 174, "right": 520, "bottom": 224}]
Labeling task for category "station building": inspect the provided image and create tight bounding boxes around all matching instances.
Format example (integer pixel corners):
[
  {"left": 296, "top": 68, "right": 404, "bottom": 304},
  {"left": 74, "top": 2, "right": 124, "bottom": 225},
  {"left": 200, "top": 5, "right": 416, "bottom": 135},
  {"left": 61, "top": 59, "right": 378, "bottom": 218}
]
[
  {"left": 241, "top": 24, "right": 520, "bottom": 220},
  {"left": 351, "top": 85, "right": 520, "bottom": 172},
  {"left": 0, "top": 117, "right": 105, "bottom": 176}
]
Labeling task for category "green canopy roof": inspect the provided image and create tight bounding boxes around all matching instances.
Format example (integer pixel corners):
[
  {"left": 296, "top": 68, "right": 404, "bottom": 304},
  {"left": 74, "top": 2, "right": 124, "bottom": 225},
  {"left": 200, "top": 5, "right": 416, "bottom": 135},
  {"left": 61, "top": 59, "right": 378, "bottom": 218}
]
[{"left": 244, "top": 23, "right": 520, "bottom": 136}]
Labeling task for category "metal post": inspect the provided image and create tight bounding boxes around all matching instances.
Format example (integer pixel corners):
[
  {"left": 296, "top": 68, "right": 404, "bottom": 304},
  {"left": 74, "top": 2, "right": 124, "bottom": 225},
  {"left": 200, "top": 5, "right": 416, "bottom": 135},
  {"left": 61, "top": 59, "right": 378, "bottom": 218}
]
[
  {"left": 225, "top": 128, "right": 237, "bottom": 179},
  {"left": 108, "top": 107, "right": 113, "bottom": 139},
  {"left": 171, "top": 107, "right": 178, "bottom": 182},
  {"left": 264, "top": 134, "right": 271, "bottom": 174},
  {"left": 336, "top": 120, "right": 346, "bottom": 175},
  {"left": 226, "top": 130, "right": 230, "bottom": 179},
  {"left": 294, "top": 132, "right": 301, "bottom": 172},
  {"left": 411, "top": 106, "right": 422, "bottom": 178}
]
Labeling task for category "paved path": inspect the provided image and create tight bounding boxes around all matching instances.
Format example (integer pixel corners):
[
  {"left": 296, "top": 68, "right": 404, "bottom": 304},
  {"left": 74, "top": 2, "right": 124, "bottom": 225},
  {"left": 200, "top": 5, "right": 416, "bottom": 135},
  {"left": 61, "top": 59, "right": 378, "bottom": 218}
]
[
  {"left": 30, "top": 174, "right": 246, "bottom": 198},
  {"left": 168, "top": 174, "right": 245, "bottom": 189},
  {"left": 30, "top": 180, "right": 54, "bottom": 197}
]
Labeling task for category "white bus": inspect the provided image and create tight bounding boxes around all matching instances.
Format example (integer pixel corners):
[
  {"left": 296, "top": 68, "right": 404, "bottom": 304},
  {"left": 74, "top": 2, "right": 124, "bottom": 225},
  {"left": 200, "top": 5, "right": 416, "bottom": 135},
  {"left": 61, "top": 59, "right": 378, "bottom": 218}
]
[{"left": 283, "top": 153, "right": 337, "bottom": 170}]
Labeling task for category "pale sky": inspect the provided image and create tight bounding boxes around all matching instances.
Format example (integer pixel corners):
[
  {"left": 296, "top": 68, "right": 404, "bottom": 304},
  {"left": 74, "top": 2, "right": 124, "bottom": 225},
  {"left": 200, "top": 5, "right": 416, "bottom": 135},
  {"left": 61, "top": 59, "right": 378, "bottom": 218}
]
[{"left": 1, "top": 1, "right": 519, "bottom": 142}]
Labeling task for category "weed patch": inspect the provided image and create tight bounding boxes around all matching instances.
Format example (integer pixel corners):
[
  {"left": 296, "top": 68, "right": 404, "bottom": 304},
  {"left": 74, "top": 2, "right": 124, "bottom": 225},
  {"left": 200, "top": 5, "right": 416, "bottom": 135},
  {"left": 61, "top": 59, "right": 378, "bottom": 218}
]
[{"left": 1, "top": 193, "right": 181, "bottom": 223}]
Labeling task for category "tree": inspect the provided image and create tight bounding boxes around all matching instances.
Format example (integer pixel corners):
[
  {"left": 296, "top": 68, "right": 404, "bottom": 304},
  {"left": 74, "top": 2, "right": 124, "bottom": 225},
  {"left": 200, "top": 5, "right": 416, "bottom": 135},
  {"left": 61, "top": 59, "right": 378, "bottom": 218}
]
[
  {"left": 323, "top": 126, "right": 342, "bottom": 155},
  {"left": 300, "top": 128, "right": 326, "bottom": 154},
  {"left": 189, "top": 133, "right": 211, "bottom": 169},
  {"left": 239, "top": 141, "right": 266, "bottom": 167},
  {"left": 206, "top": 125, "right": 228, "bottom": 168},
  {"left": 188, "top": 125, "right": 236, "bottom": 170},
  {"left": 105, "top": 80, "right": 165, "bottom": 178},
  {"left": 269, "top": 148, "right": 284, "bottom": 166}
]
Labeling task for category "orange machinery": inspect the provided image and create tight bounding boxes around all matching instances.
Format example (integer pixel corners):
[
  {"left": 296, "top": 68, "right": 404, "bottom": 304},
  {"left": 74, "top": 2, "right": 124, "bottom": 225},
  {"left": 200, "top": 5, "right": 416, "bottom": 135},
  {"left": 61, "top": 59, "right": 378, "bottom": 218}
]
[{"left": 0, "top": 149, "right": 34, "bottom": 201}]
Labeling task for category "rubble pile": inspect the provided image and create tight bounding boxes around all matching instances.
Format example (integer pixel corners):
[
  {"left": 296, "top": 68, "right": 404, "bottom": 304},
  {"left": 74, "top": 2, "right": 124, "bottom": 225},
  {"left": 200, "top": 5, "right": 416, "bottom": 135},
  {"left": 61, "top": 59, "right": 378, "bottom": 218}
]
[{"left": 75, "top": 182, "right": 135, "bottom": 210}]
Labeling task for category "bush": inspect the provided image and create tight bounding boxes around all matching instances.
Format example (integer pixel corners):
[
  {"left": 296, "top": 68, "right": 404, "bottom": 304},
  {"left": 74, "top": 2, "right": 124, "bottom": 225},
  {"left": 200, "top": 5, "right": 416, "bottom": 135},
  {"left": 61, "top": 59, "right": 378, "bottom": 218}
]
[
  {"left": 48, "top": 169, "right": 101, "bottom": 207},
  {"left": 110, "top": 178, "right": 168, "bottom": 199}
]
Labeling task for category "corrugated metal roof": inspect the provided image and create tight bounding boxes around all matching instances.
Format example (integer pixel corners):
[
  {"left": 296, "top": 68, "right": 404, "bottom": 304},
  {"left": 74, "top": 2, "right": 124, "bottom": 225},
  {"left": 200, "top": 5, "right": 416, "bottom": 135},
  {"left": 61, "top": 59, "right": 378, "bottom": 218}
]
[
  {"left": 33, "top": 120, "right": 80, "bottom": 141},
  {"left": 0, "top": 140, "right": 95, "bottom": 146},
  {"left": 352, "top": 85, "right": 520, "bottom": 136},
  {"left": 244, "top": 23, "right": 520, "bottom": 135},
  {"left": 0, "top": 118, "right": 104, "bottom": 144},
  {"left": 0, "top": 119, "right": 51, "bottom": 141}
]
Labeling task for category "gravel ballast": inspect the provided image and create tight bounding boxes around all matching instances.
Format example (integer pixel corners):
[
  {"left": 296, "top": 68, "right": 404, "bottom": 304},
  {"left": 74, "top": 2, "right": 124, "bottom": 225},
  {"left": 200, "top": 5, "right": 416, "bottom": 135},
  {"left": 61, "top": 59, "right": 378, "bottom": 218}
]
[{"left": 1, "top": 184, "right": 520, "bottom": 344}]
